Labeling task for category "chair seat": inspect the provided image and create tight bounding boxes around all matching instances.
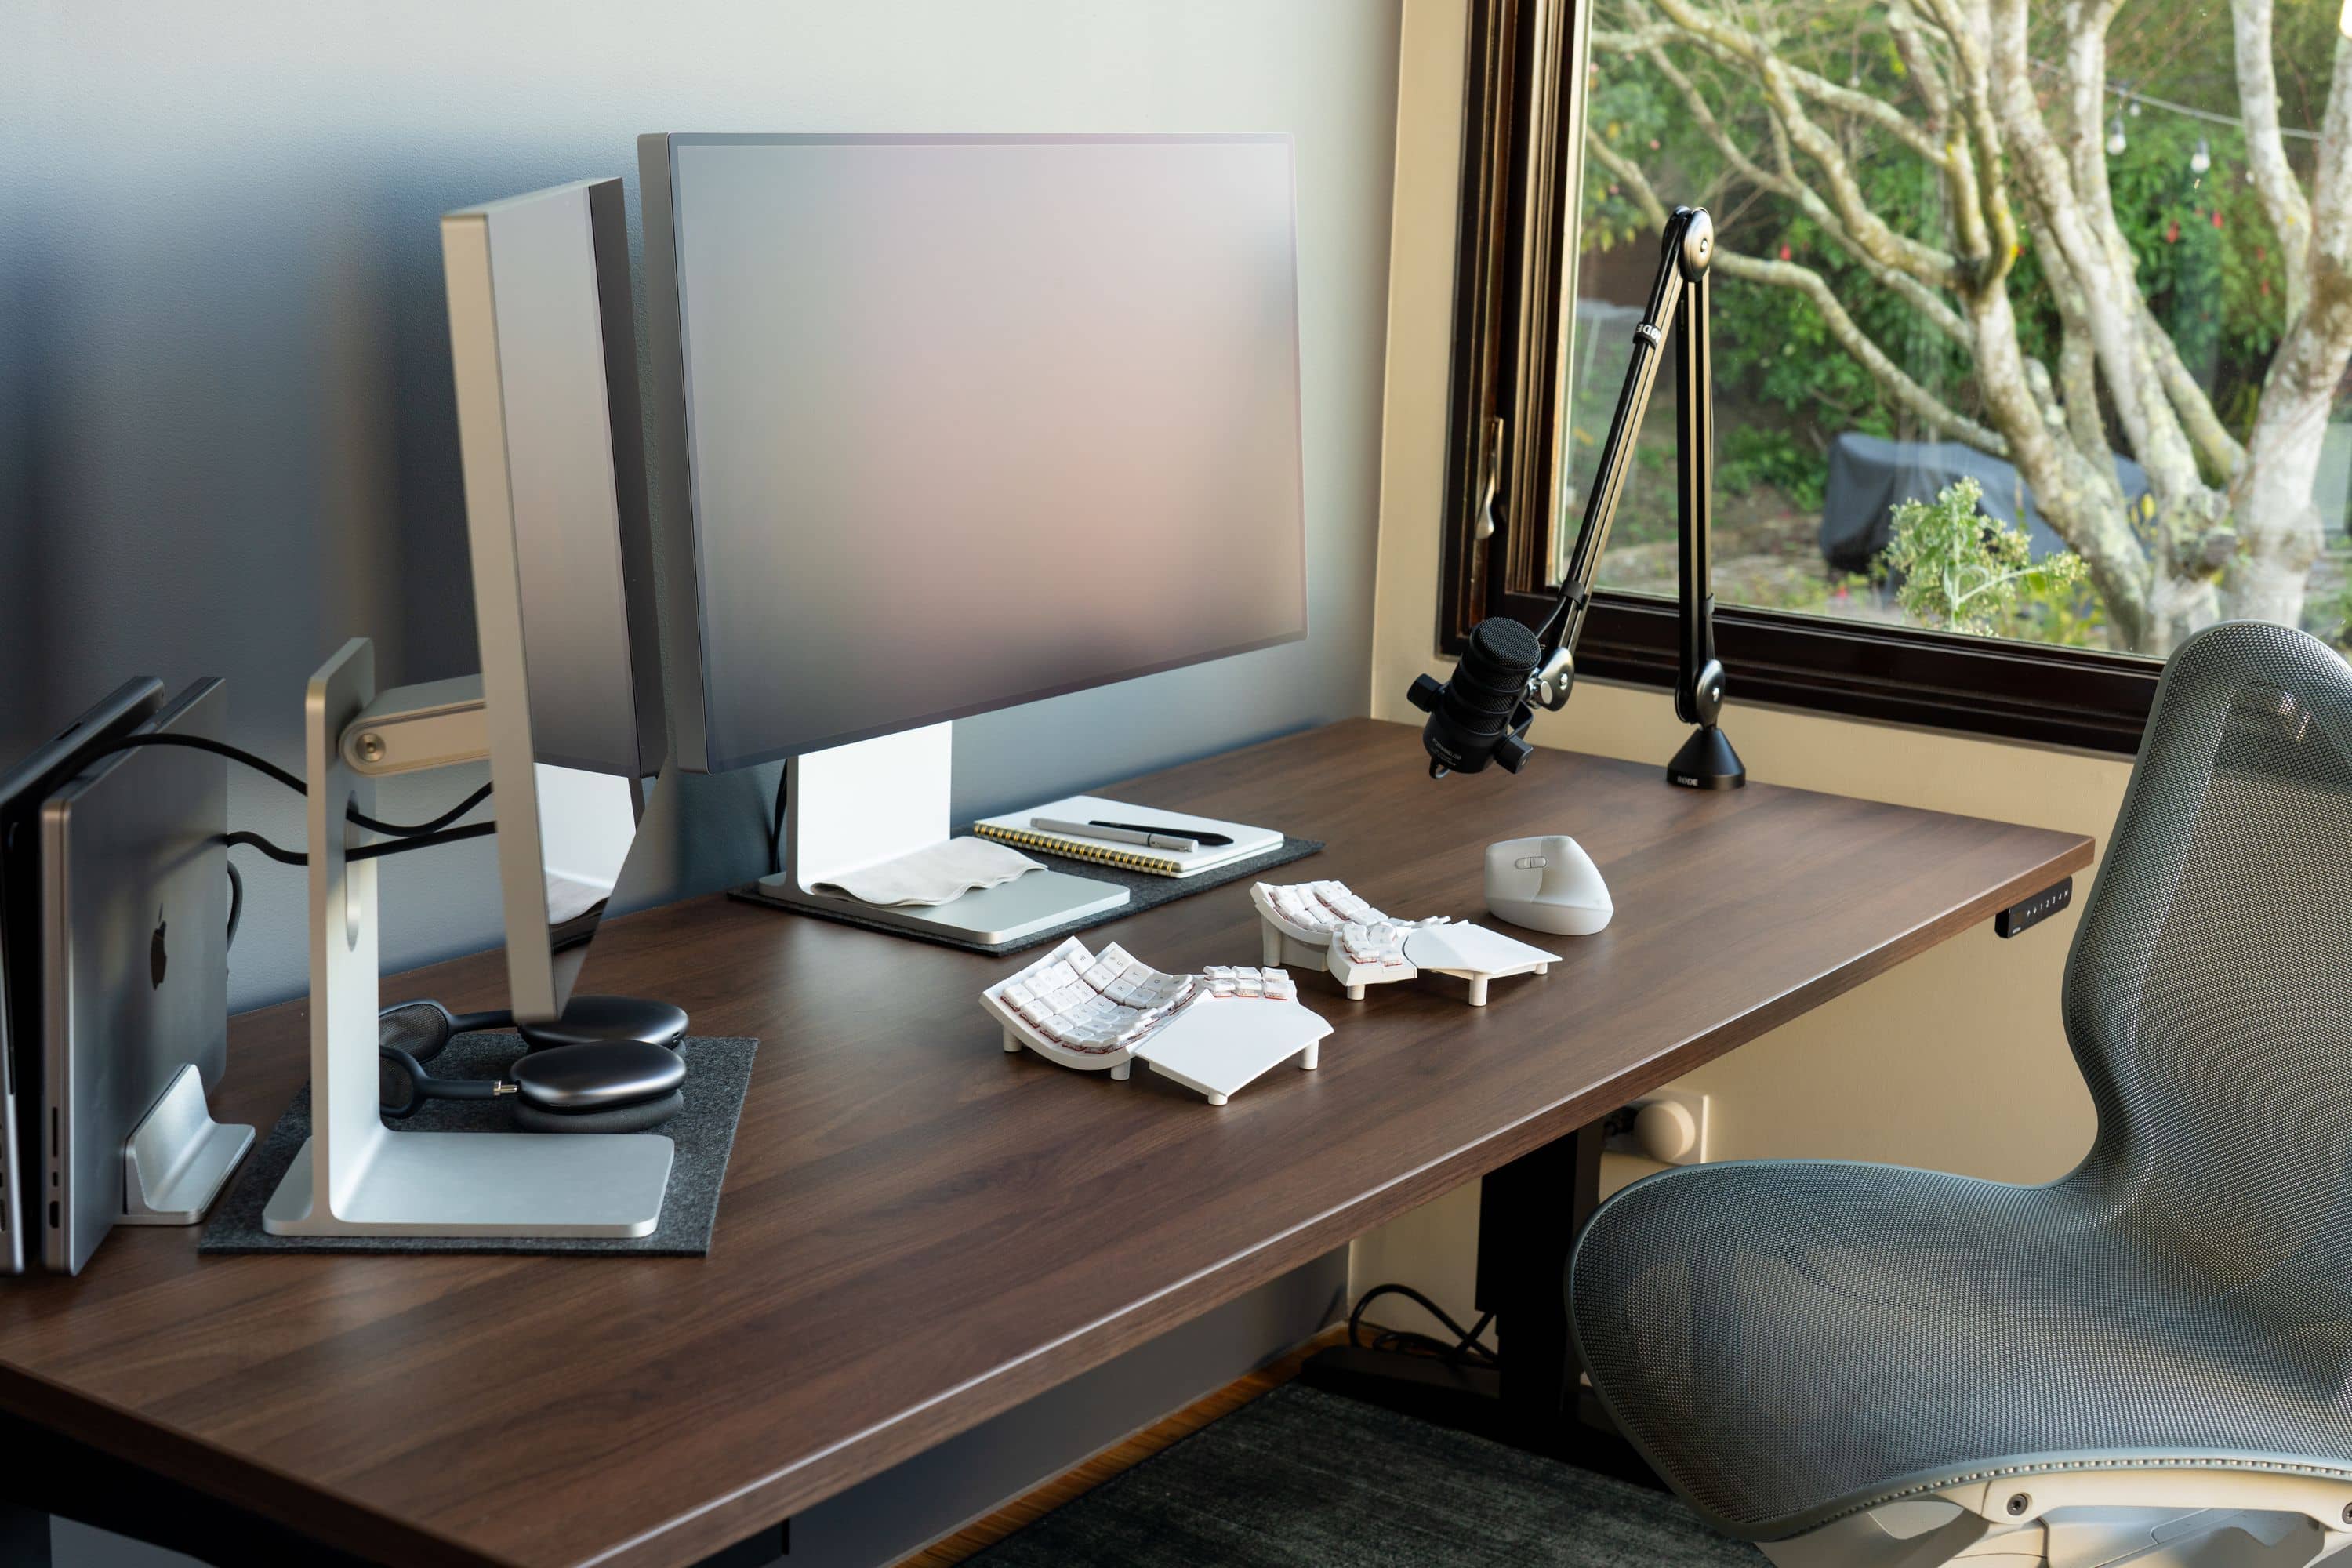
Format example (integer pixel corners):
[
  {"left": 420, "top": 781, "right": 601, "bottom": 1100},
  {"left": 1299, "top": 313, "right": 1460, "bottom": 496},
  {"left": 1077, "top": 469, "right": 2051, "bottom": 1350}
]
[{"left": 1568, "top": 1158, "right": 2352, "bottom": 1541}]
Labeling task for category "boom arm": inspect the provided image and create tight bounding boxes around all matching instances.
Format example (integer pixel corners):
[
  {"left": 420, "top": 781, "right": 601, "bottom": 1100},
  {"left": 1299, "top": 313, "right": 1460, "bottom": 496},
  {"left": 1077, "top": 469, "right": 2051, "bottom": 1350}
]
[{"left": 1530, "top": 205, "right": 1742, "bottom": 789}]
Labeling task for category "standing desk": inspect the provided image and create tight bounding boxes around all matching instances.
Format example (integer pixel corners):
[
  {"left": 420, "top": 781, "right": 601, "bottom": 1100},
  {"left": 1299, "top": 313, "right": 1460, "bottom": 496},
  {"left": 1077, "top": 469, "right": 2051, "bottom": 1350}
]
[{"left": 0, "top": 719, "right": 2092, "bottom": 1567}]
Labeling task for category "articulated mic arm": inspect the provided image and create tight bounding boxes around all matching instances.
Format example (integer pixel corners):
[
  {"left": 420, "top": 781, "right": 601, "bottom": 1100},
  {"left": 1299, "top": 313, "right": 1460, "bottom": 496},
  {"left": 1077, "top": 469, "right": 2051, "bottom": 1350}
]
[
  {"left": 1406, "top": 205, "right": 1743, "bottom": 787},
  {"left": 1534, "top": 205, "right": 1743, "bottom": 789}
]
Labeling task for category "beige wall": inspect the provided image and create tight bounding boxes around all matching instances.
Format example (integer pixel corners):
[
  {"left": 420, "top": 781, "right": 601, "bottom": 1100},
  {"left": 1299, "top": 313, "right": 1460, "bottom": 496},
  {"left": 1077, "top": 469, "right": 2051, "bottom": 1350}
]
[{"left": 1348, "top": 0, "right": 2136, "bottom": 1336}]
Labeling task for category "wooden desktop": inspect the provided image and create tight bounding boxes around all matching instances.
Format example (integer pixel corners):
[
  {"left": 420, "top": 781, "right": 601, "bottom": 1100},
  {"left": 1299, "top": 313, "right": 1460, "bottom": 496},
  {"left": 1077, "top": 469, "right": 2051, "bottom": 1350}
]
[{"left": 0, "top": 719, "right": 2092, "bottom": 1568}]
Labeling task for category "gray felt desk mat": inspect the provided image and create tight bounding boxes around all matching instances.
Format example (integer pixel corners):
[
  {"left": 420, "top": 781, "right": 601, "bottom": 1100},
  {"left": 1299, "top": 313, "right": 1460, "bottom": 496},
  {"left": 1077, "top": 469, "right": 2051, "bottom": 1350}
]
[
  {"left": 727, "top": 834, "right": 1323, "bottom": 956},
  {"left": 200, "top": 1034, "right": 755, "bottom": 1257}
]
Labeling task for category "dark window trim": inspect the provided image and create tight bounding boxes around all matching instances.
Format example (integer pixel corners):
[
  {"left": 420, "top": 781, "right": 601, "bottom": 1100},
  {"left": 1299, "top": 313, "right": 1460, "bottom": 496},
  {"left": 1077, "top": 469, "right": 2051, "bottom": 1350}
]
[
  {"left": 1495, "top": 588, "right": 2158, "bottom": 752},
  {"left": 1437, "top": 0, "right": 2160, "bottom": 756}
]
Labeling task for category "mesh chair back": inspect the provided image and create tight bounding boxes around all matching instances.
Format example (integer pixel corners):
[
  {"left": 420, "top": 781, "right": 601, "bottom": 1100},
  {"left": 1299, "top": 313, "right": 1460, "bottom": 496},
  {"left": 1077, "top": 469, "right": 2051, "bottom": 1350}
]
[{"left": 2061, "top": 621, "right": 2352, "bottom": 1273}]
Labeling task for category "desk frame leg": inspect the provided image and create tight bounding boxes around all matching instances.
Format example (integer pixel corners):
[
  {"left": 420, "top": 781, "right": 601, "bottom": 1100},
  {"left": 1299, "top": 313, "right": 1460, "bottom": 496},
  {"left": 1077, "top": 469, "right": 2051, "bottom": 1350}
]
[
  {"left": 0, "top": 1498, "right": 49, "bottom": 1568},
  {"left": 1298, "top": 1112, "right": 1661, "bottom": 1486},
  {"left": 0, "top": 1409, "right": 375, "bottom": 1567},
  {"left": 1473, "top": 1115, "right": 1604, "bottom": 1436}
]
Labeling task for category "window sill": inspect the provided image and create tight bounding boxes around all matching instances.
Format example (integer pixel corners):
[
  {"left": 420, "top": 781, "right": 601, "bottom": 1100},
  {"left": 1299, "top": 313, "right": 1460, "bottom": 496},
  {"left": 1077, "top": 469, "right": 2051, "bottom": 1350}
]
[{"left": 1479, "top": 590, "right": 2159, "bottom": 756}]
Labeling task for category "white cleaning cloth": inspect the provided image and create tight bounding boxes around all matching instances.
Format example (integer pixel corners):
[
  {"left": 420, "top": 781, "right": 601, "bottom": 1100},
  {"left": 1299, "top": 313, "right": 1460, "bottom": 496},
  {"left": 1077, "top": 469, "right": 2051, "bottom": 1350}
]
[{"left": 812, "top": 835, "right": 1045, "bottom": 907}]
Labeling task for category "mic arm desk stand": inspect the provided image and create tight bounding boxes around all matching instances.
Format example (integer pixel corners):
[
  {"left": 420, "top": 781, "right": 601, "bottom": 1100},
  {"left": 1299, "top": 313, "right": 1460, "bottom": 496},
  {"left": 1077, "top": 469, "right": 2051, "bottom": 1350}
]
[
  {"left": 1533, "top": 204, "right": 1744, "bottom": 790},
  {"left": 261, "top": 637, "right": 672, "bottom": 1239}
]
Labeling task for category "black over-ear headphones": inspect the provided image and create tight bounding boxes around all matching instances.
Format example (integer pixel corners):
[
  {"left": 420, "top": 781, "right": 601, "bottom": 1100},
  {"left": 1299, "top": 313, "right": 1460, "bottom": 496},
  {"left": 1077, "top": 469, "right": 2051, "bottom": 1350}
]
[{"left": 377, "top": 999, "right": 686, "bottom": 1134}]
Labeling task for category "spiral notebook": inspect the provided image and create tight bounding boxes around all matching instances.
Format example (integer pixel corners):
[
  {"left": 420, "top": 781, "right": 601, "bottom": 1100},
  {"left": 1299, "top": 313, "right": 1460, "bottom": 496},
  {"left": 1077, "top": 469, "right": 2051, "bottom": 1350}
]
[{"left": 974, "top": 795, "right": 1283, "bottom": 879}]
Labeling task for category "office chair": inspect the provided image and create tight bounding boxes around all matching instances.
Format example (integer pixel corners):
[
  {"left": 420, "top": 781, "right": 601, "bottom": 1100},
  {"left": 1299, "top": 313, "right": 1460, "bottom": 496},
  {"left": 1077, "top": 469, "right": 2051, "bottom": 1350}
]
[{"left": 1569, "top": 621, "right": 2352, "bottom": 1568}]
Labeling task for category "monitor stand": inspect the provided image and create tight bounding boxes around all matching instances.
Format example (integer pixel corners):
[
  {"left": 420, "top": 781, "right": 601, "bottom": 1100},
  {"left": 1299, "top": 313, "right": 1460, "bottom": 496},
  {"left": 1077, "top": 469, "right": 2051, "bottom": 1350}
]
[
  {"left": 753, "top": 724, "right": 1128, "bottom": 946},
  {"left": 263, "top": 639, "right": 672, "bottom": 1239}
]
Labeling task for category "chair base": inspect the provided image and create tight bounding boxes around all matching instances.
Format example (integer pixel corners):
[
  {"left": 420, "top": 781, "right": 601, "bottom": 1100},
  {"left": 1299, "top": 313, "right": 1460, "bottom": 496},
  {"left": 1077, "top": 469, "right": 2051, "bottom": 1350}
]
[{"left": 1762, "top": 1499, "right": 2352, "bottom": 1568}]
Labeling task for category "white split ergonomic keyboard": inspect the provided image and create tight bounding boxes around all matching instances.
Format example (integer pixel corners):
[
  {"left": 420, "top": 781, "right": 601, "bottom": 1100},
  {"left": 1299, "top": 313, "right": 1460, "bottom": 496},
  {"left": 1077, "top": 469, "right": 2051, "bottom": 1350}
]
[
  {"left": 1252, "top": 880, "right": 1560, "bottom": 1006},
  {"left": 981, "top": 937, "right": 1330, "bottom": 1104}
]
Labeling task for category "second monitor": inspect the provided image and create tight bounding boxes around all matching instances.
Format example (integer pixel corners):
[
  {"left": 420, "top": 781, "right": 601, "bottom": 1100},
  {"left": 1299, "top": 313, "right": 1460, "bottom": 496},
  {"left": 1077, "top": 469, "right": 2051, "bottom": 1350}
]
[{"left": 640, "top": 133, "right": 1308, "bottom": 942}]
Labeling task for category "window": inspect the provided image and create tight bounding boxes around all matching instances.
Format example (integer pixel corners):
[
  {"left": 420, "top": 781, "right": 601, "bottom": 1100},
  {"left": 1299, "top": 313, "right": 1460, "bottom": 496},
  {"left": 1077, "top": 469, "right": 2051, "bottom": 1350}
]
[{"left": 1440, "top": 0, "right": 2352, "bottom": 751}]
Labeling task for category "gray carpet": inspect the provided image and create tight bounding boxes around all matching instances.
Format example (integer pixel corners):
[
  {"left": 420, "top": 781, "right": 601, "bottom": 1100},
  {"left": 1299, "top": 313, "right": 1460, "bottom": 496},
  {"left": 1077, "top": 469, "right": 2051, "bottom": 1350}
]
[
  {"left": 199, "top": 1033, "right": 756, "bottom": 1257},
  {"left": 971, "top": 1384, "right": 1764, "bottom": 1566}
]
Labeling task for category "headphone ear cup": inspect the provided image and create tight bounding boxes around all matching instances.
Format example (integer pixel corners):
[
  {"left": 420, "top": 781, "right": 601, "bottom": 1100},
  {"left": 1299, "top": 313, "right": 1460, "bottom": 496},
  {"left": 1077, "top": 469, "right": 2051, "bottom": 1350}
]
[
  {"left": 510, "top": 1090, "right": 682, "bottom": 1134},
  {"left": 379, "top": 998, "right": 459, "bottom": 1065},
  {"left": 377, "top": 1046, "right": 430, "bottom": 1118}
]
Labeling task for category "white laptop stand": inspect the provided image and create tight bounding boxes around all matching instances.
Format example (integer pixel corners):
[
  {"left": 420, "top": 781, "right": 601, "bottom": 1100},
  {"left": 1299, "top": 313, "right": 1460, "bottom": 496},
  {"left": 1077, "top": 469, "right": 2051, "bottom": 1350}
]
[
  {"left": 754, "top": 724, "right": 1128, "bottom": 946},
  {"left": 262, "top": 639, "right": 673, "bottom": 1238}
]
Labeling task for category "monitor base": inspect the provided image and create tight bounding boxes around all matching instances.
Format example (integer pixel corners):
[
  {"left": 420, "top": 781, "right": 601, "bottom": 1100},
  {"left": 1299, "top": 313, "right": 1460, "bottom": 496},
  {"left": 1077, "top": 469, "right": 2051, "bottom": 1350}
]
[
  {"left": 289, "top": 640, "right": 677, "bottom": 1242},
  {"left": 754, "top": 867, "right": 1128, "bottom": 946},
  {"left": 262, "top": 1130, "right": 673, "bottom": 1238}
]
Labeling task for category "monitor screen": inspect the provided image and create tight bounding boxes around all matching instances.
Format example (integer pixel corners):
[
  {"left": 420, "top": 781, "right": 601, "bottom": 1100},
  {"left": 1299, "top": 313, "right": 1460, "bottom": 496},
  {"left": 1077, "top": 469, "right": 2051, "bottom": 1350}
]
[{"left": 642, "top": 134, "right": 1308, "bottom": 775}]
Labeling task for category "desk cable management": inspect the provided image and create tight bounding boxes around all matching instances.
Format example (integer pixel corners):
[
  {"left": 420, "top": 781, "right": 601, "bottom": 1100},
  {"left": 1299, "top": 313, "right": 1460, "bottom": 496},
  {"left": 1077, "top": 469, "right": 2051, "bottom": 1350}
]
[
  {"left": 85, "top": 733, "right": 497, "bottom": 950},
  {"left": 1346, "top": 1283, "right": 1501, "bottom": 1369}
]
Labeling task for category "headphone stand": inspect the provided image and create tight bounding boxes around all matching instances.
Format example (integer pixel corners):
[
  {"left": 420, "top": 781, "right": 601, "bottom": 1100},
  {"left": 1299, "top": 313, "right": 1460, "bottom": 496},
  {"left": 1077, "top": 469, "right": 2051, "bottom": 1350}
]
[{"left": 262, "top": 637, "right": 673, "bottom": 1239}]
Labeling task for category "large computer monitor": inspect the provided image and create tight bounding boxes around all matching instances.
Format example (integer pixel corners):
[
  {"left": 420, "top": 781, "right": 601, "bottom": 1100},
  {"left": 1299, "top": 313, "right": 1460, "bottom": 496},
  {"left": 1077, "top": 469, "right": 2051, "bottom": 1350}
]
[
  {"left": 442, "top": 177, "right": 665, "bottom": 1023},
  {"left": 639, "top": 132, "right": 1308, "bottom": 939}
]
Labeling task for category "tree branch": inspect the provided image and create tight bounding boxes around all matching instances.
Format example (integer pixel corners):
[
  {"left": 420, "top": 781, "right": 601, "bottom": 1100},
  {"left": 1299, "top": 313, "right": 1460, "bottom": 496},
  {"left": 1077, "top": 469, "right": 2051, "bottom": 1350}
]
[
  {"left": 1986, "top": 0, "right": 2204, "bottom": 506},
  {"left": 2234, "top": 0, "right": 2314, "bottom": 324},
  {"left": 1616, "top": 30, "right": 1974, "bottom": 343},
  {"left": 1604, "top": 7, "right": 1955, "bottom": 168},
  {"left": 1643, "top": 0, "right": 1966, "bottom": 287},
  {"left": 2307, "top": 34, "right": 2352, "bottom": 279},
  {"left": 1589, "top": 135, "right": 2008, "bottom": 453},
  {"left": 2139, "top": 299, "right": 2246, "bottom": 478},
  {"left": 1920, "top": 0, "right": 2020, "bottom": 273}
]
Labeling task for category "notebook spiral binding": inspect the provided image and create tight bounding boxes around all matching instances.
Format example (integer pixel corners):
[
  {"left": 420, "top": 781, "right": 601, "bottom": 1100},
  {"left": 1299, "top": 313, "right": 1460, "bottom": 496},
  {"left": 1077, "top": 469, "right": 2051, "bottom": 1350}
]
[{"left": 972, "top": 822, "right": 1186, "bottom": 877}]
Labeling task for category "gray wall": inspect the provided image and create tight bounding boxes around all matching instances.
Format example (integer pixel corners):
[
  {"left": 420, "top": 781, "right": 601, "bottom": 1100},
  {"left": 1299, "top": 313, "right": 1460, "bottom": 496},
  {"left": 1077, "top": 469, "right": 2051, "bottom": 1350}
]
[{"left": 2, "top": 1, "right": 1402, "bottom": 1010}]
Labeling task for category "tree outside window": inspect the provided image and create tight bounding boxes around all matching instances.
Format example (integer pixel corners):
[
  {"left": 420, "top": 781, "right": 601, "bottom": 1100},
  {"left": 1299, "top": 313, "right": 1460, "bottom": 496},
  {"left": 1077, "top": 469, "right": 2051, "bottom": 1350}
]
[{"left": 1566, "top": 0, "right": 2352, "bottom": 658}]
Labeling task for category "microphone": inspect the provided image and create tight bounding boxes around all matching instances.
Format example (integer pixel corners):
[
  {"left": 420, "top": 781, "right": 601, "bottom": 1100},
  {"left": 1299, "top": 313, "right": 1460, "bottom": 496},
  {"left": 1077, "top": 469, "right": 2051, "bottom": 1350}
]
[{"left": 1406, "top": 617, "right": 1540, "bottom": 779}]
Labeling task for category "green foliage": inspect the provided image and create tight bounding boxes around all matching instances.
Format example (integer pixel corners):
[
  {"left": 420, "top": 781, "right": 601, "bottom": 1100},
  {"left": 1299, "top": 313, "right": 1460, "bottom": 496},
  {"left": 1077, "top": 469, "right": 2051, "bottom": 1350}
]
[
  {"left": 1879, "top": 478, "right": 2092, "bottom": 640},
  {"left": 1578, "top": 0, "right": 2291, "bottom": 475},
  {"left": 1718, "top": 423, "right": 1828, "bottom": 511}
]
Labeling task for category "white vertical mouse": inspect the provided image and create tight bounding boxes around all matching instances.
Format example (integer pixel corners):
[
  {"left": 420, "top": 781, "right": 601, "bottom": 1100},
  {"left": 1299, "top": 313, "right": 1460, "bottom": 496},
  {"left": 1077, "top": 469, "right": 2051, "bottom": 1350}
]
[{"left": 1484, "top": 835, "right": 1613, "bottom": 935}]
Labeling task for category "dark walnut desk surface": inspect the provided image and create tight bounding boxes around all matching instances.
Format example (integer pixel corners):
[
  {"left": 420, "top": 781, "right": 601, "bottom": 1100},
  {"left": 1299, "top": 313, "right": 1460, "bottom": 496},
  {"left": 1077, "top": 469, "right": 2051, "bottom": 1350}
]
[{"left": 0, "top": 719, "right": 2091, "bottom": 1568}]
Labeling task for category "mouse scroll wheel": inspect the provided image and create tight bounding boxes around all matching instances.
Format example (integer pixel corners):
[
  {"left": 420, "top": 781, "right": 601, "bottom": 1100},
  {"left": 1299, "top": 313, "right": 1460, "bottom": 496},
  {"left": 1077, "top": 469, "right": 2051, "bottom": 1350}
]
[{"left": 1515, "top": 855, "right": 1548, "bottom": 870}]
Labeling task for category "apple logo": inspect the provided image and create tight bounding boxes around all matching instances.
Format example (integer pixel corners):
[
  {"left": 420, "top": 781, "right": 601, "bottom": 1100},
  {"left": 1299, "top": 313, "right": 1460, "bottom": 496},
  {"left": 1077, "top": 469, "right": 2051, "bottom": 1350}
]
[{"left": 149, "top": 909, "right": 168, "bottom": 990}]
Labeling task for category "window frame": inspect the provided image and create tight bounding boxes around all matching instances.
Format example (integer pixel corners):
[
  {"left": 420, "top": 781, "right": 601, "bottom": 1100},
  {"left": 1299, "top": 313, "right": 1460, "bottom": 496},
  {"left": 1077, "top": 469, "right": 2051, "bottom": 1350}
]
[{"left": 1436, "top": 0, "right": 2162, "bottom": 756}]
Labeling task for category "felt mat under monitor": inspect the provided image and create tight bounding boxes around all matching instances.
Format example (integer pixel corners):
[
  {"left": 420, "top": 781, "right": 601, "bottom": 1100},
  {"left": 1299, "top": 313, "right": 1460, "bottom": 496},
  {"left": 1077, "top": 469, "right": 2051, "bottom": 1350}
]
[{"left": 201, "top": 1033, "right": 756, "bottom": 1258}]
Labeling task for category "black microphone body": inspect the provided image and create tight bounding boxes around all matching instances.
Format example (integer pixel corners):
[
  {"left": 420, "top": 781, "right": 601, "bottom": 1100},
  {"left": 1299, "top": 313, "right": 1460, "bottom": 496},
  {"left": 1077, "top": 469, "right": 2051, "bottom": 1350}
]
[{"left": 1407, "top": 618, "right": 1540, "bottom": 779}]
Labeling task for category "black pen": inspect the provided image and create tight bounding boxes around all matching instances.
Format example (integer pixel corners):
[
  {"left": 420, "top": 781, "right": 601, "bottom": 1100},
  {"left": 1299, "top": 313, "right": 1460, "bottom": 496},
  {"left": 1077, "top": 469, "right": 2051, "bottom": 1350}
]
[{"left": 1091, "top": 819, "right": 1233, "bottom": 848}]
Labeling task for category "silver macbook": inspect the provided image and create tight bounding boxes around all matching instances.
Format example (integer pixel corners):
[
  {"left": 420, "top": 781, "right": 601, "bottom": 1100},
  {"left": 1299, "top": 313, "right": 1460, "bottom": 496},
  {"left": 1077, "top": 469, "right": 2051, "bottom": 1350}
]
[
  {"left": 0, "top": 678, "right": 165, "bottom": 1275},
  {"left": 41, "top": 679, "right": 228, "bottom": 1275}
]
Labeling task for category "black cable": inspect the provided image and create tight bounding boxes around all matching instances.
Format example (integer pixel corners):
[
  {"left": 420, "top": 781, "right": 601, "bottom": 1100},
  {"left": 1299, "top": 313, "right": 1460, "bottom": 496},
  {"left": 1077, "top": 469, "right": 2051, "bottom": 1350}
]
[
  {"left": 1345, "top": 1283, "right": 1501, "bottom": 1367},
  {"left": 350, "top": 820, "right": 495, "bottom": 862},
  {"left": 383, "top": 779, "right": 494, "bottom": 837},
  {"left": 87, "top": 734, "right": 492, "bottom": 837},
  {"left": 100, "top": 734, "right": 303, "bottom": 793},
  {"left": 225, "top": 861, "right": 245, "bottom": 950},
  {"left": 223, "top": 830, "right": 306, "bottom": 867},
  {"left": 767, "top": 765, "right": 789, "bottom": 877},
  {"left": 223, "top": 819, "right": 495, "bottom": 868}
]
